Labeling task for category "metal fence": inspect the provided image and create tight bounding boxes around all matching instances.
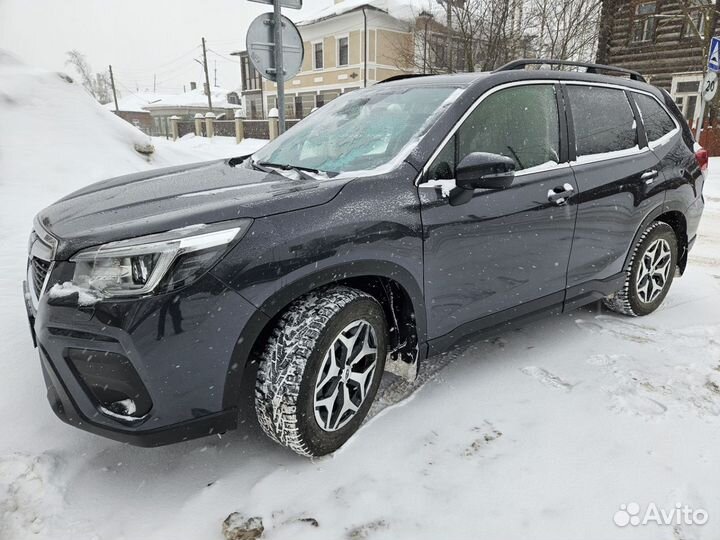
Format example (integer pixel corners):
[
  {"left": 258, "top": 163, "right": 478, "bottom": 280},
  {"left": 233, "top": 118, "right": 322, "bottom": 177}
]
[
  {"left": 177, "top": 121, "right": 197, "bottom": 138},
  {"left": 213, "top": 120, "right": 236, "bottom": 137},
  {"left": 168, "top": 117, "right": 303, "bottom": 142}
]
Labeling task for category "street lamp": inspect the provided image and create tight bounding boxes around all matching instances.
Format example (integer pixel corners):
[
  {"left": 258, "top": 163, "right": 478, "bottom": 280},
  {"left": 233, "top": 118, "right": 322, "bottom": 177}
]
[{"left": 418, "top": 10, "right": 433, "bottom": 75}]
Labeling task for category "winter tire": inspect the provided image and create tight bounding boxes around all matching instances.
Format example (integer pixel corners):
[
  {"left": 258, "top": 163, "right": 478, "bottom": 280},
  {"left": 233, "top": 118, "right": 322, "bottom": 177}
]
[
  {"left": 603, "top": 221, "right": 678, "bottom": 316},
  {"left": 255, "top": 286, "right": 387, "bottom": 457}
]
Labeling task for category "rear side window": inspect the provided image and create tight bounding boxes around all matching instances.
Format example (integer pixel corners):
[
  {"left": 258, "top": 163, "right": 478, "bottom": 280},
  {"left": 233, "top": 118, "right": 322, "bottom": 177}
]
[
  {"left": 567, "top": 85, "right": 637, "bottom": 157},
  {"left": 633, "top": 93, "right": 676, "bottom": 142}
]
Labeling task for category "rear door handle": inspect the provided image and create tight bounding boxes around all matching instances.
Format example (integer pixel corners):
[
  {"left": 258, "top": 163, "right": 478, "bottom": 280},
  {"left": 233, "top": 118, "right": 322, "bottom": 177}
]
[
  {"left": 547, "top": 183, "right": 574, "bottom": 205},
  {"left": 641, "top": 170, "right": 658, "bottom": 184}
]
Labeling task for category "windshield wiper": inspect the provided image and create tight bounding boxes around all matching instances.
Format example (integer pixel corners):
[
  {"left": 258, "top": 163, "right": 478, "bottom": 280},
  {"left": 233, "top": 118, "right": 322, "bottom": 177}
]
[
  {"left": 250, "top": 159, "right": 278, "bottom": 175},
  {"left": 257, "top": 161, "right": 319, "bottom": 174}
]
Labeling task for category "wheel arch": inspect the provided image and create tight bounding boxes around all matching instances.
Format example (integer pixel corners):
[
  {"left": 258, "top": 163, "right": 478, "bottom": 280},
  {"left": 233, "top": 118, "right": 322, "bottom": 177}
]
[
  {"left": 221, "top": 261, "right": 426, "bottom": 410},
  {"left": 654, "top": 210, "right": 688, "bottom": 274},
  {"left": 623, "top": 204, "right": 689, "bottom": 275}
]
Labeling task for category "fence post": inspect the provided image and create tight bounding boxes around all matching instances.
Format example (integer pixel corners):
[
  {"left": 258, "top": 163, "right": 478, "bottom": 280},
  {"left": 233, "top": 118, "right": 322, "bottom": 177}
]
[
  {"left": 234, "top": 109, "right": 244, "bottom": 144},
  {"left": 169, "top": 115, "right": 180, "bottom": 141},
  {"left": 268, "top": 107, "right": 279, "bottom": 141},
  {"left": 205, "top": 112, "right": 216, "bottom": 138},
  {"left": 194, "top": 113, "right": 204, "bottom": 136}
]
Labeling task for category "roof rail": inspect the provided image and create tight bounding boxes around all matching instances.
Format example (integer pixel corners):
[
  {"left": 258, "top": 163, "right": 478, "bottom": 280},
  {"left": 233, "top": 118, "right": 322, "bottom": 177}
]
[
  {"left": 378, "top": 73, "right": 431, "bottom": 84},
  {"left": 494, "top": 59, "right": 646, "bottom": 83}
]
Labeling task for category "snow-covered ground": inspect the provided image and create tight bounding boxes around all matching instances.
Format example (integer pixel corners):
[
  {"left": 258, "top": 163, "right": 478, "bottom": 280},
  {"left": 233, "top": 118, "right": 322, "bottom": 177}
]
[{"left": 2, "top": 54, "right": 720, "bottom": 540}]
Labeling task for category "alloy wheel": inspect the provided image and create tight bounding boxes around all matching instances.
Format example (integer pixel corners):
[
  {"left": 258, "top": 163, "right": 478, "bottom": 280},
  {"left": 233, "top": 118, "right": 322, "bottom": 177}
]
[
  {"left": 636, "top": 238, "right": 672, "bottom": 304},
  {"left": 313, "top": 319, "right": 378, "bottom": 432}
]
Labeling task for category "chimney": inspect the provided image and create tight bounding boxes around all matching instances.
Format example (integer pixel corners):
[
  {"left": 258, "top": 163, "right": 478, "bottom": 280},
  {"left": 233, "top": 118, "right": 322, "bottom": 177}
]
[{"left": 190, "top": 81, "right": 197, "bottom": 91}]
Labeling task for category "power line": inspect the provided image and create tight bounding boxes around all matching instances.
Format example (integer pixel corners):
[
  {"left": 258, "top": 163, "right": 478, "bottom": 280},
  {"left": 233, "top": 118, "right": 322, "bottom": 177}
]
[{"left": 207, "top": 49, "right": 240, "bottom": 63}]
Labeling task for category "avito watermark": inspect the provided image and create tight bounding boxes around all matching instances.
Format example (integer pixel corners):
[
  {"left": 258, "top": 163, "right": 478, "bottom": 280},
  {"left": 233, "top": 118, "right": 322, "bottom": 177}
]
[{"left": 614, "top": 502, "right": 709, "bottom": 527}]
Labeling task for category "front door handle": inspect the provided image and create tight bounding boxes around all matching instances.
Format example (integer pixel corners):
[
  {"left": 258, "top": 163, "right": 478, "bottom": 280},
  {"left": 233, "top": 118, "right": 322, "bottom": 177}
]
[
  {"left": 641, "top": 169, "right": 658, "bottom": 184},
  {"left": 547, "top": 183, "right": 574, "bottom": 205}
]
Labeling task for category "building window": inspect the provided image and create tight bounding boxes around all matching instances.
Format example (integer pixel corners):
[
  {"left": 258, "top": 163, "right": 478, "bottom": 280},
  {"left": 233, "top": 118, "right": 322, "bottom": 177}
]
[
  {"left": 672, "top": 74, "right": 703, "bottom": 126},
  {"left": 247, "top": 94, "right": 262, "bottom": 119},
  {"left": 241, "top": 56, "right": 261, "bottom": 91},
  {"left": 313, "top": 41, "right": 323, "bottom": 70},
  {"left": 632, "top": 2, "right": 657, "bottom": 43},
  {"left": 683, "top": 10, "right": 705, "bottom": 38},
  {"left": 676, "top": 81, "right": 700, "bottom": 93},
  {"left": 338, "top": 36, "right": 349, "bottom": 66}
]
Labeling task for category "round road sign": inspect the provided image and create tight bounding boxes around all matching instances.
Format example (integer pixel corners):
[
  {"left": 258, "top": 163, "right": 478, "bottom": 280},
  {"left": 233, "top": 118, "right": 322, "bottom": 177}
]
[
  {"left": 246, "top": 13, "right": 304, "bottom": 83},
  {"left": 703, "top": 71, "right": 717, "bottom": 102}
]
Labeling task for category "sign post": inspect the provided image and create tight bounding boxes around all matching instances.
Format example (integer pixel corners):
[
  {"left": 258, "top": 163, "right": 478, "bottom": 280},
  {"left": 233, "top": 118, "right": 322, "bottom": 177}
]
[
  {"left": 698, "top": 37, "right": 720, "bottom": 140},
  {"left": 246, "top": 0, "right": 303, "bottom": 136},
  {"left": 273, "top": 0, "right": 285, "bottom": 133}
]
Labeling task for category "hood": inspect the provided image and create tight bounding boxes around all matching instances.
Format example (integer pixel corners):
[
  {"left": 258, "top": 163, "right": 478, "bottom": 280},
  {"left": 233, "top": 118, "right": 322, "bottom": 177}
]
[{"left": 38, "top": 159, "right": 350, "bottom": 260}]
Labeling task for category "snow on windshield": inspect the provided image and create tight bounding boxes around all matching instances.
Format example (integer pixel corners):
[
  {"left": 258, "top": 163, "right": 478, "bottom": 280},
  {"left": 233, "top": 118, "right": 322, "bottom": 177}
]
[{"left": 252, "top": 86, "right": 463, "bottom": 178}]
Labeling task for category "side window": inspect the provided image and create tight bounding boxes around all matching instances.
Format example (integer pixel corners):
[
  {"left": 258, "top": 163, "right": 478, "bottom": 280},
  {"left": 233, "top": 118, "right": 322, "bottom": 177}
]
[
  {"left": 567, "top": 86, "right": 637, "bottom": 157},
  {"left": 426, "top": 85, "right": 561, "bottom": 178},
  {"left": 427, "top": 135, "right": 455, "bottom": 180},
  {"left": 634, "top": 93, "right": 676, "bottom": 142},
  {"left": 457, "top": 85, "right": 561, "bottom": 171}
]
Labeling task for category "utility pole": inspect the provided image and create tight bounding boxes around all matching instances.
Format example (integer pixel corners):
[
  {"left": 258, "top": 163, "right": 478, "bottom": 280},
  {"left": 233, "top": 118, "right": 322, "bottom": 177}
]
[
  {"left": 201, "top": 37, "right": 213, "bottom": 111},
  {"left": 108, "top": 64, "right": 119, "bottom": 112},
  {"left": 446, "top": 1, "right": 453, "bottom": 74},
  {"left": 214, "top": 60, "right": 218, "bottom": 87},
  {"left": 273, "top": 0, "right": 286, "bottom": 134}
]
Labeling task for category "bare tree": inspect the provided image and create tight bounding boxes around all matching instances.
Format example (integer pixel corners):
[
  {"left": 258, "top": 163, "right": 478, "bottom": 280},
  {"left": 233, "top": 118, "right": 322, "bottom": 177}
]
[
  {"left": 390, "top": 0, "right": 527, "bottom": 74},
  {"left": 527, "top": 0, "right": 602, "bottom": 62},
  {"left": 65, "top": 50, "right": 115, "bottom": 104},
  {"left": 390, "top": 0, "right": 607, "bottom": 75}
]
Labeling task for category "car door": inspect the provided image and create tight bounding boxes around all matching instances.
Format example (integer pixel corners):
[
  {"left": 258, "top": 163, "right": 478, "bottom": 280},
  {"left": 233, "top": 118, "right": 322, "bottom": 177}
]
[
  {"left": 563, "top": 83, "right": 667, "bottom": 301},
  {"left": 418, "top": 82, "right": 578, "bottom": 342}
]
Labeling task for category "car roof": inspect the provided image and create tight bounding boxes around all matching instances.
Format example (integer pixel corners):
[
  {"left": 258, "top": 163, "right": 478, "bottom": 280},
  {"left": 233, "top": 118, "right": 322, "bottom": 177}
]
[{"left": 379, "top": 68, "right": 662, "bottom": 98}]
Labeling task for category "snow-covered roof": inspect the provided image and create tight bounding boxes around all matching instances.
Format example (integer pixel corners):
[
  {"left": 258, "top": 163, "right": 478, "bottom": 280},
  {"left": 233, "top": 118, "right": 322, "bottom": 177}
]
[
  {"left": 297, "top": 0, "right": 441, "bottom": 26},
  {"left": 104, "top": 87, "right": 241, "bottom": 113}
]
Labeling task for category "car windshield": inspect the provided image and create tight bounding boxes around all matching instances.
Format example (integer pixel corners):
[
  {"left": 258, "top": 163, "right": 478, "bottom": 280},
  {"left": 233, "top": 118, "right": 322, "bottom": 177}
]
[{"left": 251, "top": 85, "right": 462, "bottom": 177}]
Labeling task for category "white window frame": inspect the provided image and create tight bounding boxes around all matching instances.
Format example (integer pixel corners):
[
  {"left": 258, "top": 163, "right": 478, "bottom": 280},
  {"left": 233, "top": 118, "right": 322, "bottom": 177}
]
[
  {"left": 312, "top": 40, "right": 324, "bottom": 71},
  {"left": 336, "top": 34, "right": 350, "bottom": 67},
  {"left": 671, "top": 73, "right": 703, "bottom": 125}
]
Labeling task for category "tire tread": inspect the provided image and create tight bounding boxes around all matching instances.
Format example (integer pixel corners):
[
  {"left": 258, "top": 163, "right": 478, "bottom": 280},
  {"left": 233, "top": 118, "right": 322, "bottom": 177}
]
[{"left": 254, "top": 286, "right": 375, "bottom": 456}]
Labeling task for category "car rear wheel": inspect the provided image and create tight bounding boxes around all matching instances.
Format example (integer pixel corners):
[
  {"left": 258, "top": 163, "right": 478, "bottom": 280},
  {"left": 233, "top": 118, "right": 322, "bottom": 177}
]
[
  {"left": 255, "top": 286, "right": 387, "bottom": 457},
  {"left": 603, "top": 221, "right": 678, "bottom": 317}
]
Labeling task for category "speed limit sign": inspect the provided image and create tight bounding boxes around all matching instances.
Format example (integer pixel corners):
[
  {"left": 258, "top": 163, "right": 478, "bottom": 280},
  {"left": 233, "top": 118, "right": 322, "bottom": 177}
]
[{"left": 703, "top": 71, "right": 717, "bottom": 102}]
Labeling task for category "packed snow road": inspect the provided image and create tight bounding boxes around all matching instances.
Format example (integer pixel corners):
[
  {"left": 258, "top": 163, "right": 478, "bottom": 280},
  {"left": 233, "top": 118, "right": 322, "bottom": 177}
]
[{"left": 1, "top": 60, "right": 720, "bottom": 540}]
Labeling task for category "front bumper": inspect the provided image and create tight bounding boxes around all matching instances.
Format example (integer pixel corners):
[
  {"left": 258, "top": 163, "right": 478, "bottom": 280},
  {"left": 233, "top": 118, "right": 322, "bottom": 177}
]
[{"left": 26, "top": 268, "right": 263, "bottom": 447}]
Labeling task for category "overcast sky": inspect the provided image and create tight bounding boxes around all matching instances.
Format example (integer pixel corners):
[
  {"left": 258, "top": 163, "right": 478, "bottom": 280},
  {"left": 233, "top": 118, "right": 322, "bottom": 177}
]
[{"left": 0, "top": 0, "right": 332, "bottom": 95}]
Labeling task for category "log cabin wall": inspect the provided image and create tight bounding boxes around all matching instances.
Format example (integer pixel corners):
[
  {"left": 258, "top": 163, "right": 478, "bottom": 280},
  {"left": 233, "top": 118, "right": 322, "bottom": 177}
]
[{"left": 597, "top": 0, "right": 711, "bottom": 91}]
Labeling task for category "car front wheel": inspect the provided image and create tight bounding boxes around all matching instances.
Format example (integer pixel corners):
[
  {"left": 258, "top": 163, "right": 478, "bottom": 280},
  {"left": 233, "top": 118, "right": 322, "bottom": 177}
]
[{"left": 255, "top": 286, "right": 387, "bottom": 457}]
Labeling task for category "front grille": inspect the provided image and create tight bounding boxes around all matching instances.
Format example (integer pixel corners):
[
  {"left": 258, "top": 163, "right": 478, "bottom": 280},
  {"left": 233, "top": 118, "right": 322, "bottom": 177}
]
[{"left": 30, "top": 257, "right": 51, "bottom": 298}]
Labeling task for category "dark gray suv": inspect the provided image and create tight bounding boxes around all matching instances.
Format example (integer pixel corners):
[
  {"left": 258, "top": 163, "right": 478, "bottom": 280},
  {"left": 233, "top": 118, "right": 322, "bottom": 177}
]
[{"left": 24, "top": 60, "right": 706, "bottom": 456}]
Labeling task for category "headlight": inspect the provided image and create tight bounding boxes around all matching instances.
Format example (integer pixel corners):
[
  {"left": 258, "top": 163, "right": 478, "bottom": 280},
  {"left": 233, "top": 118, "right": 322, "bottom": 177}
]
[{"left": 70, "top": 220, "right": 251, "bottom": 298}]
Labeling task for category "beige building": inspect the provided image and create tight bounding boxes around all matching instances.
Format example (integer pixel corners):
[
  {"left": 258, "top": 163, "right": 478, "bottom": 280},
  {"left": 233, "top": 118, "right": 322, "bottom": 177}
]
[{"left": 237, "top": 0, "right": 419, "bottom": 120}]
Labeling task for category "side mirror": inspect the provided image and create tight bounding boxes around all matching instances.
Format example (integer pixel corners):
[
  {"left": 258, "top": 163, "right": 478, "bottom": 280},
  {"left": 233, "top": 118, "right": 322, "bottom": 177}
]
[{"left": 455, "top": 152, "right": 516, "bottom": 190}]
